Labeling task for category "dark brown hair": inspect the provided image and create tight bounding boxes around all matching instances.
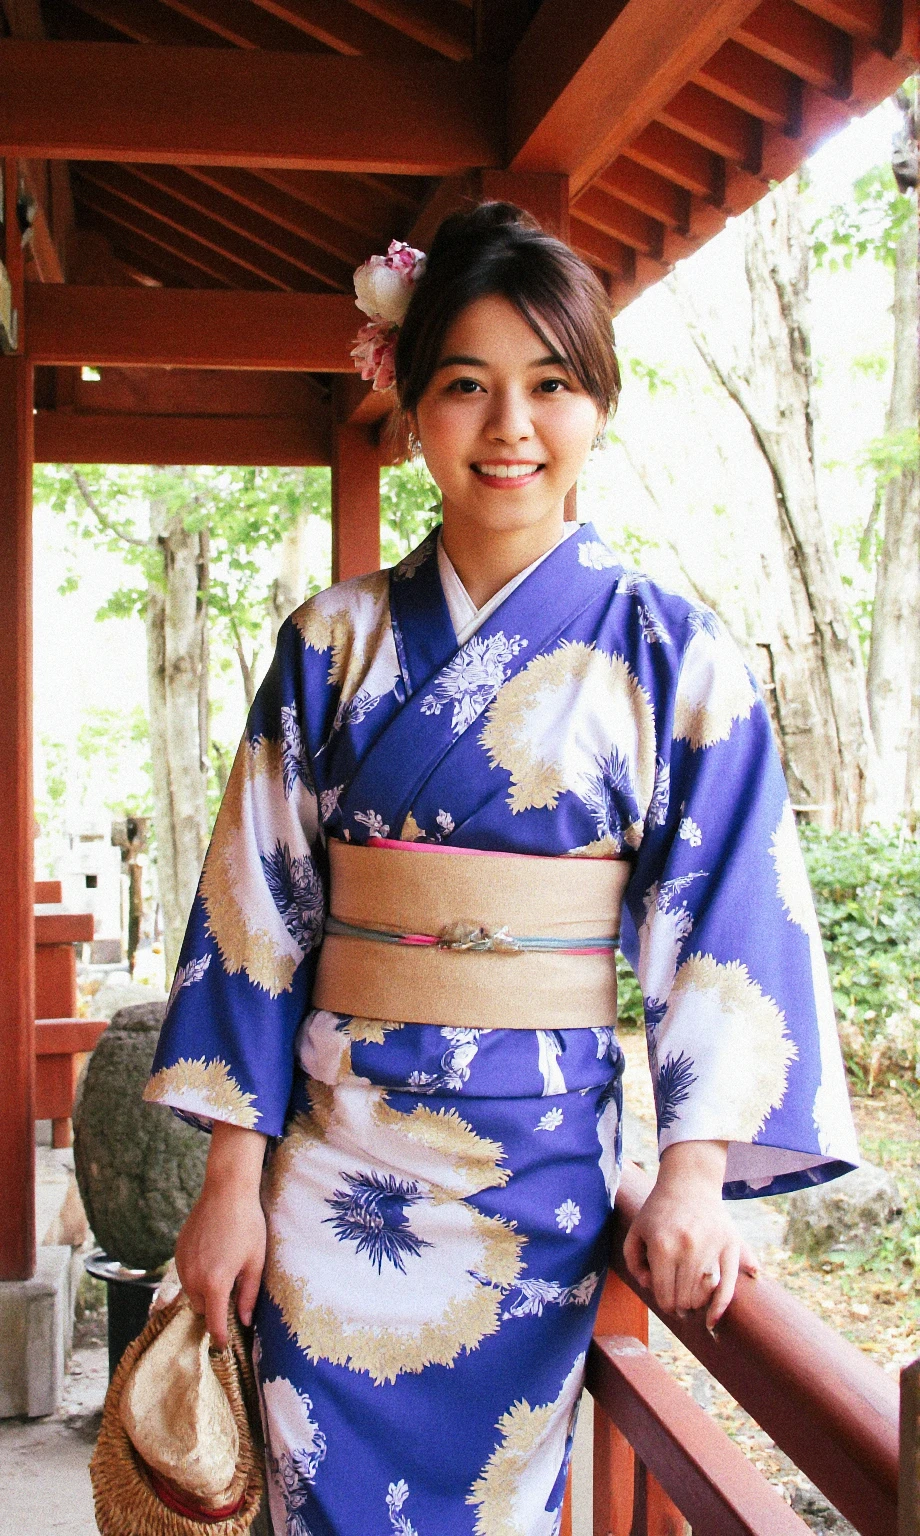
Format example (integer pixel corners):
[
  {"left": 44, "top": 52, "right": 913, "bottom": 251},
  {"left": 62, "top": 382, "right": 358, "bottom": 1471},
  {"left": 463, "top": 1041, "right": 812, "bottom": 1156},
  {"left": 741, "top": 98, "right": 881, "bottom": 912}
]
[{"left": 395, "top": 202, "right": 621, "bottom": 419}]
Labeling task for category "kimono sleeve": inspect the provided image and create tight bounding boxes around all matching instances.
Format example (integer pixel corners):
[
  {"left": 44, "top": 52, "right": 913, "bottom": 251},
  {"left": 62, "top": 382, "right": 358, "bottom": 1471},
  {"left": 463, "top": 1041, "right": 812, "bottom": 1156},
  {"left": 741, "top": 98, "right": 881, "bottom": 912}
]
[
  {"left": 619, "top": 616, "right": 859, "bottom": 1199},
  {"left": 144, "top": 616, "right": 323, "bottom": 1137}
]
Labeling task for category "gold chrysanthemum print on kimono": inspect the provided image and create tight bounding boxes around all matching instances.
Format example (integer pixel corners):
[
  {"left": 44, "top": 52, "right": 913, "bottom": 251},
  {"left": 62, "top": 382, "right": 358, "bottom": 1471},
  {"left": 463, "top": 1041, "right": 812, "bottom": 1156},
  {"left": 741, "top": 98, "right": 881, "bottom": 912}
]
[{"left": 146, "top": 522, "right": 858, "bottom": 1534}]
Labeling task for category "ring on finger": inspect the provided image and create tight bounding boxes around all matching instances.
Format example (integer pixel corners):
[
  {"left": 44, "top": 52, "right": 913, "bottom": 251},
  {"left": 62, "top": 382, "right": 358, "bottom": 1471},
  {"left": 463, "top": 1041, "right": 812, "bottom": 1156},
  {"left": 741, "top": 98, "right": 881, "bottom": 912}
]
[{"left": 701, "top": 1264, "right": 721, "bottom": 1286}]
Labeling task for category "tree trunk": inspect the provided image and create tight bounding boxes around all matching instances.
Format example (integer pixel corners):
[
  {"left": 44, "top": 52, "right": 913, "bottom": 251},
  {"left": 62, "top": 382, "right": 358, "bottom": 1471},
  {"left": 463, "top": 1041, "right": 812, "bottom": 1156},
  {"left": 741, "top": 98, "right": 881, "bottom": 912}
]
[
  {"left": 146, "top": 494, "right": 210, "bottom": 978},
  {"left": 675, "top": 177, "right": 877, "bottom": 829},
  {"left": 269, "top": 508, "right": 312, "bottom": 648},
  {"left": 866, "top": 194, "right": 920, "bottom": 822}
]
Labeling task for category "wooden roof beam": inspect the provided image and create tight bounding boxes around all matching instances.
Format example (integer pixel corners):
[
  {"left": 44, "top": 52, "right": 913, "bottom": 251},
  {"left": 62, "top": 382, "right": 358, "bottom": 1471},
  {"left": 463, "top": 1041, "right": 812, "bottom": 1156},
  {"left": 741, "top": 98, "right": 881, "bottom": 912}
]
[
  {"left": 622, "top": 122, "right": 724, "bottom": 201},
  {"left": 153, "top": 0, "right": 323, "bottom": 50},
  {"left": 794, "top": 0, "right": 889, "bottom": 41},
  {"left": 507, "top": 0, "right": 765, "bottom": 195},
  {"left": 182, "top": 169, "right": 370, "bottom": 268},
  {"left": 63, "top": 0, "right": 230, "bottom": 46},
  {"left": 657, "top": 83, "right": 763, "bottom": 168},
  {"left": 569, "top": 220, "right": 635, "bottom": 278},
  {"left": 245, "top": 0, "right": 434, "bottom": 62},
  {"left": 594, "top": 160, "right": 691, "bottom": 231},
  {"left": 105, "top": 165, "right": 357, "bottom": 288},
  {"left": 79, "top": 212, "right": 227, "bottom": 287},
  {"left": 35, "top": 411, "right": 332, "bottom": 466},
  {"left": 571, "top": 187, "right": 664, "bottom": 257},
  {"left": 735, "top": 0, "right": 852, "bottom": 94},
  {"left": 0, "top": 42, "right": 500, "bottom": 173},
  {"left": 344, "top": 0, "right": 473, "bottom": 61},
  {"left": 27, "top": 286, "right": 359, "bottom": 369},
  {"left": 75, "top": 168, "right": 324, "bottom": 290},
  {"left": 696, "top": 38, "right": 804, "bottom": 128},
  {"left": 75, "top": 183, "right": 283, "bottom": 289},
  {"left": 254, "top": 171, "right": 405, "bottom": 240}
]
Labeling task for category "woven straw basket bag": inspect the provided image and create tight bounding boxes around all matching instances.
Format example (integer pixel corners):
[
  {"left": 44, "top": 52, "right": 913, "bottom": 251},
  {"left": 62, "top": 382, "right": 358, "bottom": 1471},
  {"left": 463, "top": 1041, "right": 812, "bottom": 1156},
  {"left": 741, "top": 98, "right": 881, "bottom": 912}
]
[{"left": 91, "top": 1293, "right": 265, "bottom": 1536}]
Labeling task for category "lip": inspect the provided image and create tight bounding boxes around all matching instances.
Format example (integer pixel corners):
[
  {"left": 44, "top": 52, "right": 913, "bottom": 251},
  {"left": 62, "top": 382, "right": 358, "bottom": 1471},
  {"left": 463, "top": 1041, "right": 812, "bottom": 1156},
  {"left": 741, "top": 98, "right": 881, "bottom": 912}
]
[{"left": 472, "top": 461, "right": 545, "bottom": 488}]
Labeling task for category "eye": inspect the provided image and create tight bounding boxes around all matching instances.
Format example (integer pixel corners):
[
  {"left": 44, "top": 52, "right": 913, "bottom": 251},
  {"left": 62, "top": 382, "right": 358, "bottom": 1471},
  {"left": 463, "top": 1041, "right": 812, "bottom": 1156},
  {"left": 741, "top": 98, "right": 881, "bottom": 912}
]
[
  {"left": 447, "top": 377, "right": 484, "bottom": 394},
  {"left": 536, "top": 377, "right": 570, "bottom": 394}
]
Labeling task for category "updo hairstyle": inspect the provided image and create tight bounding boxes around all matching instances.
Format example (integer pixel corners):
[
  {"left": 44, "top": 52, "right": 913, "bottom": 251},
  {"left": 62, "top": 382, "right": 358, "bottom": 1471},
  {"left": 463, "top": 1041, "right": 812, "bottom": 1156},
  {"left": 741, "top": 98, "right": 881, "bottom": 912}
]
[{"left": 394, "top": 202, "right": 621, "bottom": 422}]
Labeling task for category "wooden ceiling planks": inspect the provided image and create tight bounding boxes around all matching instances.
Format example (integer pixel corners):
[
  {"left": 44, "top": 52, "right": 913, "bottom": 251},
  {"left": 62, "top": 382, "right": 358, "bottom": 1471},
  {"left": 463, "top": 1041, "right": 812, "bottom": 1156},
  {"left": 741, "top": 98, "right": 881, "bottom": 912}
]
[{"left": 1, "top": 0, "right": 914, "bottom": 366}]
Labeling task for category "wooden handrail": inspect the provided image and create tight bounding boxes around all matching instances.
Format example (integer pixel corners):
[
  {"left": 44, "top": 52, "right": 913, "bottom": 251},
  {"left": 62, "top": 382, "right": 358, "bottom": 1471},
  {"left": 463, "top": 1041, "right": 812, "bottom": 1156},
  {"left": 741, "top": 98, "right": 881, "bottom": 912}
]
[
  {"left": 587, "top": 1333, "right": 811, "bottom": 1534},
  {"left": 610, "top": 1162, "right": 899, "bottom": 1536}
]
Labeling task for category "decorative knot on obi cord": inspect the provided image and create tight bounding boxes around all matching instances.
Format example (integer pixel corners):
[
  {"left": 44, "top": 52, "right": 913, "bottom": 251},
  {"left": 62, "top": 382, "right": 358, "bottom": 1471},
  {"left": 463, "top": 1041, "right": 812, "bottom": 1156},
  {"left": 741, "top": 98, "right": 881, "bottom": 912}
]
[{"left": 323, "top": 915, "right": 618, "bottom": 956}]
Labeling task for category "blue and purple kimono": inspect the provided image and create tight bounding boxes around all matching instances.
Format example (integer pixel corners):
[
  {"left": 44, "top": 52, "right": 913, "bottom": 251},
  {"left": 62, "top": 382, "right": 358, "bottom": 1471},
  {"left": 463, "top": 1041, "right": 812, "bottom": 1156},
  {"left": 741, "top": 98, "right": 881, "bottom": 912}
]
[{"left": 145, "top": 521, "right": 858, "bottom": 1536}]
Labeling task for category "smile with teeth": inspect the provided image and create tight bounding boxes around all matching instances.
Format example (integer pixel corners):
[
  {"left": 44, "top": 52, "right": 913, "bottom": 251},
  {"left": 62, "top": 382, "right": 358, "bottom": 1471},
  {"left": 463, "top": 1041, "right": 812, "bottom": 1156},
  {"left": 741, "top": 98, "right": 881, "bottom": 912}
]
[{"left": 473, "top": 462, "right": 543, "bottom": 478}]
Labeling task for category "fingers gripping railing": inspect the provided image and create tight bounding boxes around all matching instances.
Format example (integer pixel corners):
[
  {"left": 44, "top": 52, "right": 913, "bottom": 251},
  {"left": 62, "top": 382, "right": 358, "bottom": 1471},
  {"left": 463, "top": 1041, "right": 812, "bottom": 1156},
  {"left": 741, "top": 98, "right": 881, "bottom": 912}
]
[{"left": 567, "top": 1161, "right": 902, "bottom": 1536}]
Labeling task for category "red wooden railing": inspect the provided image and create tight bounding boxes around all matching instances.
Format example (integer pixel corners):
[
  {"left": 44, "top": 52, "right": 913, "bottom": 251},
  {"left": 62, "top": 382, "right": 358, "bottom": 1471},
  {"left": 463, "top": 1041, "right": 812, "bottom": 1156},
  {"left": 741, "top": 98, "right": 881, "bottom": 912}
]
[{"left": 563, "top": 1162, "right": 905, "bottom": 1536}]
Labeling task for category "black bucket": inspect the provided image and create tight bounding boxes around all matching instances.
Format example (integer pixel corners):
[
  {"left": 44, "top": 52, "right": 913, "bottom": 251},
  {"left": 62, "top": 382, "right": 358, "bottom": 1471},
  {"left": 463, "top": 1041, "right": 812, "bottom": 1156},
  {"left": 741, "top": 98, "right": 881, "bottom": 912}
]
[{"left": 84, "top": 1251, "right": 161, "bottom": 1379}]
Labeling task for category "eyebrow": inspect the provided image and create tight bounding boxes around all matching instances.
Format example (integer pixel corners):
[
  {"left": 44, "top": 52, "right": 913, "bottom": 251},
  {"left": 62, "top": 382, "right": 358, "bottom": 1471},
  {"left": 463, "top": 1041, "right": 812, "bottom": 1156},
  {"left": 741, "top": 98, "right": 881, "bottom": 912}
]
[{"left": 436, "top": 352, "right": 567, "bottom": 370}]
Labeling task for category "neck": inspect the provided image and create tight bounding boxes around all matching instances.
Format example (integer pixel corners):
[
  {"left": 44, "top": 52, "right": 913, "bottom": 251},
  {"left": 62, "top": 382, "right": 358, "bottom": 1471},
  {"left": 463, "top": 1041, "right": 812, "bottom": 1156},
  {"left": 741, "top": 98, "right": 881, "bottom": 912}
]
[{"left": 440, "top": 505, "right": 568, "bottom": 608}]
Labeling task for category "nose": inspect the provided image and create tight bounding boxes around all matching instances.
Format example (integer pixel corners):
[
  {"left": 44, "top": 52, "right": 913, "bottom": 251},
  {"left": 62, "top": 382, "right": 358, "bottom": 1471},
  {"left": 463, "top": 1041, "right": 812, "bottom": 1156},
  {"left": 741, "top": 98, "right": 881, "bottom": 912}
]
[{"left": 485, "top": 386, "right": 534, "bottom": 445}]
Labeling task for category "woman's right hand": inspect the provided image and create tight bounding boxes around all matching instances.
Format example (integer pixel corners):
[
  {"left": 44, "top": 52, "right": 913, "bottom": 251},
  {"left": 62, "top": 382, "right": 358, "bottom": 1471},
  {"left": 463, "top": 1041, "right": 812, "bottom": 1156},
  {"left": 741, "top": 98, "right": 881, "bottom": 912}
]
[{"left": 175, "top": 1122, "right": 268, "bottom": 1350}]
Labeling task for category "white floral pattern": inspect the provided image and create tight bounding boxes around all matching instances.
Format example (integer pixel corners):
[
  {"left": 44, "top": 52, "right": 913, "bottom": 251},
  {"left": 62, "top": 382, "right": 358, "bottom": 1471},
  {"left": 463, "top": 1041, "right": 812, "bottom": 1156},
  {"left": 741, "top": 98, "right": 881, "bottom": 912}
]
[
  {"left": 166, "top": 952, "right": 211, "bottom": 1011},
  {"left": 535, "top": 1108, "right": 564, "bottom": 1132},
  {"left": 502, "top": 1270, "right": 599, "bottom": 1319},
  {"left": 354, "top": 808, "right": 390, "bottom": 838},
  {"left": 387, "top": 1479, "right": 419, "bottom": 1535},
  {"left": 555, "top": 1200, "right": 581, "bottom": 1234},
  {"left": 436, "top": 809, "right": 455, "bottom": 835},
  {"left": 420, "top": 632, "right": 528, "bottom": 735},
  {"left": 578, "top": 540, "right": 618, "bottom": 570},
  {"left": 679, "top": 815, "right": 702, "bottom": 848},
  {"left": 320, "top": 784, "right": 344, "bottom": 822}
]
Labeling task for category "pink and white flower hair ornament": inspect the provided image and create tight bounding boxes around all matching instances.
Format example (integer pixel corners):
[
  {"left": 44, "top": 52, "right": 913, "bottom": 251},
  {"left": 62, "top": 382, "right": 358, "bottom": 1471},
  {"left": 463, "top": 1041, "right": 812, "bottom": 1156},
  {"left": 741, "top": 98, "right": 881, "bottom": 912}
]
[{"left": 351, "top": 240, "right": 426, "bottom": 392}]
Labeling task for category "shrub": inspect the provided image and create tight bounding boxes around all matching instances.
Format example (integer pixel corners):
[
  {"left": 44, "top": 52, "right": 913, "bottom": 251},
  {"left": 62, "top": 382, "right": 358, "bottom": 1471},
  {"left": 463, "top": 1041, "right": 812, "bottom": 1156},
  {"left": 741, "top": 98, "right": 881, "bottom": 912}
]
[{"left": 800, "top": 825, "right": 920, "bottom": 1092}]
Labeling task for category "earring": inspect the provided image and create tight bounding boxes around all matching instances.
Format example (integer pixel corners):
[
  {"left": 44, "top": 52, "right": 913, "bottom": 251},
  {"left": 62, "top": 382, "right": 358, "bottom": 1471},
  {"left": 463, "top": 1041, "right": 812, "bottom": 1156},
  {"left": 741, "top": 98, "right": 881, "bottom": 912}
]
[
  {"left": 592, "top": 426, "right": 607, "bottom": 452},
  {"left": 407, "top": 429, "right": 422, "bottom": 460}
]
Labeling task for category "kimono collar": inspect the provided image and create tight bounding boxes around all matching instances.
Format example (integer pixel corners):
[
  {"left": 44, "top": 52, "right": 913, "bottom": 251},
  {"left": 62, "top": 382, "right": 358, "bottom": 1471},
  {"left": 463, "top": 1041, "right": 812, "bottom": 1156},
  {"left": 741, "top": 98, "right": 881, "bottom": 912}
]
[{"left": 437, "top": 523, "right": 579, "bottom": 647}]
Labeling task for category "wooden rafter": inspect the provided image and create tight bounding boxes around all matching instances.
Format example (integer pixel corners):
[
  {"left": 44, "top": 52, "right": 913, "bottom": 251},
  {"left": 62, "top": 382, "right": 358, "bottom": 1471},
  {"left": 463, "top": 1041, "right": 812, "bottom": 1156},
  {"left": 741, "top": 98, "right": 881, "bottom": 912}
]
[
  {"left": 794, "top": 0, "right": 888, "bottom": 41},
  {"left": 571, "top": 187, "right": 664, "bottom": 258},
  {"left": 344, "top": 0, "right": 472, "bottom": 60},
  {"left": 0, "top": 41, "right": 500, "bottom": 172},
  {"left": 244, "top": 0, "right": 434, "bottom": 61},
  {"left": 60, "top": 0, "right": 232, "bottom": 45},
  {"left": 75, "top": 180, "right": 283, "bottom": 287},
  {"left": 657, "top": 82, "right": 763, "bottom": 166},
  {"left": 26, "top": 285, "right": 359, "bottom": 368},
  {"left": 696, "top": 38, "right": 803, "bottom": 127},
  {"left": 254, "top": 171, "right": 406, "bottom": 240},
  {"left": 736, "top": 0, "right": 852, "bottom": 93},
  {"left": 90, "top": 163, "right": 356, "bottom": 288},
  {"left": 593, "top": 160, "right": 691, "bottom": 231},
  {"left": 623, "top": 121, "right": 724, "bottom": 201},
  {"left": 82, "top": 214, "right": 227, "bottom": 286},
  {"left": 507, "top": 0, "right": 764, "bottom": 192},
  {"left": 152, "top": 0, "right": 323, "bottom": 50},
  {"left": 181, "top": 169, "right": 370, "bottom": 267},
  {"left": 74, "top": 167, "right": 328, "bottom": 289}
]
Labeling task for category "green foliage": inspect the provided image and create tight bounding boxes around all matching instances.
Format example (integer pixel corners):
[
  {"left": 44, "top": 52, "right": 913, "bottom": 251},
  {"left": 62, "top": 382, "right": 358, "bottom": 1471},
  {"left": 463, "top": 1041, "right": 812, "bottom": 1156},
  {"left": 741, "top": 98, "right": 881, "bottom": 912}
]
[
  {"left": 615, "top": 953, "right": 646, "bottom": 1032},
  {"left": 812, "top": 163, "right": 915, "bottom": 270},
  {"left": 858, "top": 426, "right": 920, "bottom": 491},
  {"left": 800, "top": 824, "right": 920, "bottom": 1091},
  {"left": 379, "top": 460, "right": 440, "bottom": 566},
  {"left": 623, "top": 354, "right": 677, "bottom": 394}
]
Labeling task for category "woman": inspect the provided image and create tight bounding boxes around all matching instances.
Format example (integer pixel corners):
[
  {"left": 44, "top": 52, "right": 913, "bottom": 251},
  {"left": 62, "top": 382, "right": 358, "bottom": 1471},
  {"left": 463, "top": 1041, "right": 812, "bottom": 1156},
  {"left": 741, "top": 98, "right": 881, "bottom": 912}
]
[{"left": 146, "top": 203, "right": 858, "bottom": 1536}]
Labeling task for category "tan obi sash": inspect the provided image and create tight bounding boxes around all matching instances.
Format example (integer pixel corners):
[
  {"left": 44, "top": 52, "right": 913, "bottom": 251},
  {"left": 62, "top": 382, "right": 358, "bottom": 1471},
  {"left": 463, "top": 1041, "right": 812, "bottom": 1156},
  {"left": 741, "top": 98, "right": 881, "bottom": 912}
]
[{"left": 312, "top": 840, "right": 631, "bottom": 1031}]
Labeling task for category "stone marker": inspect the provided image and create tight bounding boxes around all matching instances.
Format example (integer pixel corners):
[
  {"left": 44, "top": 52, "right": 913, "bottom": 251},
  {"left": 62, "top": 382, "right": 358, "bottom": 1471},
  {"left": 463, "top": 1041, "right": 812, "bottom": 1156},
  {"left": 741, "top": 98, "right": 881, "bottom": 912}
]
[
  {"left": 73, "top": 1002, "right": 208, "bottom": 1272},
  {"left": 784, "top": 1161, "right": 902, "bottom": 1258}
]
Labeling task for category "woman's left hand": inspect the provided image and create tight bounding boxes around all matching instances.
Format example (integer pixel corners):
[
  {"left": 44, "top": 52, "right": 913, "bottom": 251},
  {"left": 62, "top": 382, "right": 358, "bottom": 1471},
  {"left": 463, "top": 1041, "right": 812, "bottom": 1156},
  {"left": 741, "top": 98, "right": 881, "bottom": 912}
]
[{"left": 621, "top": 1140, "right": 759, "bottom": 1330}]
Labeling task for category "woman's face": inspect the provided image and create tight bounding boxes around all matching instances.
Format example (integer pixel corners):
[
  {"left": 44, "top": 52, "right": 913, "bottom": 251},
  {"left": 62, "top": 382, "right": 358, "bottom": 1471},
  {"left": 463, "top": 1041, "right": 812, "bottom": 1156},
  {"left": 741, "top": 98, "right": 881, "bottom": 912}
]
[{"left": 412, "top": 294, "right": 602, "bottom": 538}]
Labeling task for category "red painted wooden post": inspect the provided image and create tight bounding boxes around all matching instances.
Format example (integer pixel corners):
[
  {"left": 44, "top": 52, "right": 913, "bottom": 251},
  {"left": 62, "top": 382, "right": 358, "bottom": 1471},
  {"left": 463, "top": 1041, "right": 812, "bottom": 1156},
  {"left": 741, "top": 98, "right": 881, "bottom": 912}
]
[
  {"left": 594, "top": 1273, "right": 648, "bottom": 1535},
  {"left": 0, "top": 158, "right": 36, "bottom": 1282},
  {"left": 331, "top": 381, "right": 381, "bottom": 582},
  {"left": 900, "top": 1358, "right": 920, "bottom": 1536}
]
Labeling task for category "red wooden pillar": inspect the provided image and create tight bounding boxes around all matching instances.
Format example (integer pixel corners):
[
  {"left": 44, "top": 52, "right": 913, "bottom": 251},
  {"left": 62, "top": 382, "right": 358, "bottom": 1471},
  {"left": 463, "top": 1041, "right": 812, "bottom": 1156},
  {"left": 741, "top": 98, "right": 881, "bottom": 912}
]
[
  {"left": 0, "top": 158, "right": 36, "bottom": 1282},
  {"left": 330, "top": 381, "right": 382, "bottom": 582}
]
